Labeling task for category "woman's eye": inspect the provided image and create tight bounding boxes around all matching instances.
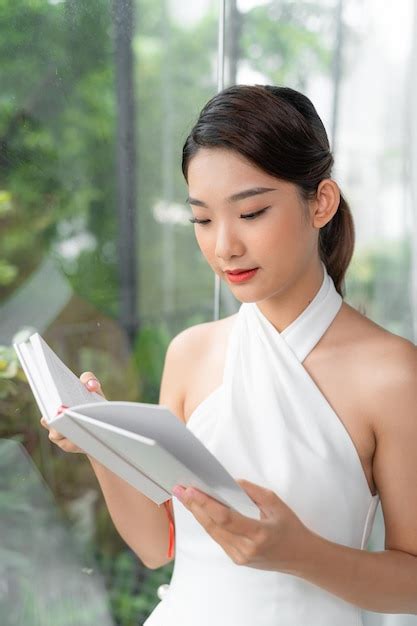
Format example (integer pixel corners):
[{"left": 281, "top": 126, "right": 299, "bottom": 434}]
[
  {"left": 189, "top": 206, "right": 269, "bottom": 225},
  {"left": 242, "top": 206, "right": 270, "bottom": 220},
  {"left": 188, "top": 217, "right": 210, "bottom": 225}
]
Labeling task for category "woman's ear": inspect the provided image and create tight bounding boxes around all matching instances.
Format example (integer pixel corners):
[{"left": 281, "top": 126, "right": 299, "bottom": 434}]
[{"left": 312, "top": 179, "right": 340, "bottom": 228}]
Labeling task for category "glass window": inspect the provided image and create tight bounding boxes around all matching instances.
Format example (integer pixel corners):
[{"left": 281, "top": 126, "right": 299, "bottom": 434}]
[{"left": 1, "top": 1, "right": 415, "bottom": 624}]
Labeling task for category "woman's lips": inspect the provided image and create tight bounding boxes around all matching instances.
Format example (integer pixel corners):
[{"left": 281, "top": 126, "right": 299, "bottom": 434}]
[{"left": 225, "top": 268, "right": 259, "bottom": 283}]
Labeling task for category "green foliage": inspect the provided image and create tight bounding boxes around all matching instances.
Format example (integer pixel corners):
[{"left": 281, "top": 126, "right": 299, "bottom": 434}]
[
  {"left": 346, "top": 236, "right": 412, "bottom": 338},
  {"left": 0, "top": 345, "right": 18, "bottom": 379},
  {"left": 242, "top": 1, "right": 332, "bottom": 86},
  {"left": 0, "top": 258, "right": 18, "bottom": 286},
  {"left": 96, "top": 549, "right": 174, "bottom": 625},
  {"left": 0, "top": 345, "right": 21, "bottom": 400},
  {"left": 133, "top": 323, "right": 171, "bottom": 403},
  {"left": 0, "top": 0, "right": 117, "bottom": 311}
]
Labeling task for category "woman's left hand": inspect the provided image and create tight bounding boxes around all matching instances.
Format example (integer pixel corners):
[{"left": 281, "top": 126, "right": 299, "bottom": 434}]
[{"left": 172, "top": 478, "right": 311, "bottom": 573}]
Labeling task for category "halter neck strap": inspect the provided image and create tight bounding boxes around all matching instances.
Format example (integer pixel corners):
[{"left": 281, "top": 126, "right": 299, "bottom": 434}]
[{"left": 243, "top": 261, "right": 342, "bottom": 363}]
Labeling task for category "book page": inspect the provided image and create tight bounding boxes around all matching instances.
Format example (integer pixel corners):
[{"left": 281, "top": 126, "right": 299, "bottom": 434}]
[
  {"left": 30, "top": 334, "right": 104, "bottom": 416},
  {"left": 64, "top": 402, "right": 261, "bottom": 519},
  {"left": 50, "top": 411, "right": 170, "bottom": 503},
  {"left": 14, "top": 341, "right": 51, "bottom": 419}
]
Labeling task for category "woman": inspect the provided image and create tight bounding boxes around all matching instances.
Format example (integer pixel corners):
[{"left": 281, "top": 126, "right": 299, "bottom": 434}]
[{"left": 42, "top": 85, "right": 417, "bottom": 625}]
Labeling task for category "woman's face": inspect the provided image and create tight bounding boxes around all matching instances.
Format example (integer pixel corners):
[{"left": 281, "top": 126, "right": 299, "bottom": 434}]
[{"left": 186, "top": 147, "right": 322, "bottom": 304}]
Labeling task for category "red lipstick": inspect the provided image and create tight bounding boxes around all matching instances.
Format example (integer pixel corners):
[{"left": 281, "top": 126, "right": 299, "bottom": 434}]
[{"left": 225, "top": 268, "right": 259, "bottom": 283}]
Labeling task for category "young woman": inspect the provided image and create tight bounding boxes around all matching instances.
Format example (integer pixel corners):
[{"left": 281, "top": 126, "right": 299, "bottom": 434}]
[{"left": 42, "top": 85, "right": 417, "bottom": 625}]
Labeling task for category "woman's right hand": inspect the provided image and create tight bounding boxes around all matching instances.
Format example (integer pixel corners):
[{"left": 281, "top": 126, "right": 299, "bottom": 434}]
[{"left": 39, "top": 371, "right": 107, "bottom": 454}]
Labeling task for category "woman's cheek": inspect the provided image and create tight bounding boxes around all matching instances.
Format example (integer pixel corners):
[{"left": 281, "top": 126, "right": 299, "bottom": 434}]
[
  {"left": 195, "top": 231, "right": 215, "bottom": 268},
  {"left": 276, "top": 211, "right": 308, "bottom": 252}
]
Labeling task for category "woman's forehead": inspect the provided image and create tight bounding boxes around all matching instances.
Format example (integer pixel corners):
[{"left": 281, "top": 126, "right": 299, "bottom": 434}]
[{"left": 187, "top": 148, "right": 290, "bottom": 192}]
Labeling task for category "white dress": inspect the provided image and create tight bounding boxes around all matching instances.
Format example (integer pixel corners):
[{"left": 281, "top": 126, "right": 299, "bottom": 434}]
[{"left": 143, "top": 261, "right": 380, "bottom": 626}]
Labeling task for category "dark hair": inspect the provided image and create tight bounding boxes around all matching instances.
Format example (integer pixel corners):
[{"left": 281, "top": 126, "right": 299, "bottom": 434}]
[{"left": 181, "top": 84, "right": 355, "bottom": 298}]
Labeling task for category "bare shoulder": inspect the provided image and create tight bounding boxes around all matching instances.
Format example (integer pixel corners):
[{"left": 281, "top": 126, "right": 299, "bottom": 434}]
[
  {"left": 338, "top": 301, "right": 415, "bottom": 364},
  {"left": 336, "top": 302, "right": 416, "bottom": 420},
  {"left": 159, "top": 312, "right": 238, "bottom": 423},
  {"left": 170, "top": 312, "right": 237, "bottom": 365},
  {"left": 343, "top": 305, "right": 417, "bottom": 556}
]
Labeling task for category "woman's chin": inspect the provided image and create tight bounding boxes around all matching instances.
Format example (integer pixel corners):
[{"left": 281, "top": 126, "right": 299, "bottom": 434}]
[{"left": 225, "top": 285, "right": 263, "bottom": 304}]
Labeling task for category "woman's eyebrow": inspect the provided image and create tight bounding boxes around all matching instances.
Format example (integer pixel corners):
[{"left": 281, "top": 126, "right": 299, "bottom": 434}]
[{"left": 185, "top": 186, "right": 277, "bottom": 208}]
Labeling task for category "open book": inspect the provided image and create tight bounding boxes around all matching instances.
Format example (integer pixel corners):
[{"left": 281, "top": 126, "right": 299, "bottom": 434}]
[{"left": 13, "top": 334, "right": 261, "bottom": 520}]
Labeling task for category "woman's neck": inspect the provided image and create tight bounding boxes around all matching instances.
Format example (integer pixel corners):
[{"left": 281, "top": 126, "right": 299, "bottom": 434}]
[{"left": 255, "top": 259, "right": 325, "bottom": 333}]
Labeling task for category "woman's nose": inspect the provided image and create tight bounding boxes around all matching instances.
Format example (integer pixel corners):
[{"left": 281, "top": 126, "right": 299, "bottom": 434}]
[{"left": 214, "top": 223, "right": 244, "bottom": 260}]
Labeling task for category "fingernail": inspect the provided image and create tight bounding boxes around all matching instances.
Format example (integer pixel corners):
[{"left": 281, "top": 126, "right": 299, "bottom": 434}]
[{"left": 87, "top": 379, "right": 98, "bottom": 389}]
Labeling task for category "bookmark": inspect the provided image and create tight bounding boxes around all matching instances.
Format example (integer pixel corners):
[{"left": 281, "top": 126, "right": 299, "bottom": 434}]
[{"left": 163, "top": 500, "right": 175, "bottom": 558}]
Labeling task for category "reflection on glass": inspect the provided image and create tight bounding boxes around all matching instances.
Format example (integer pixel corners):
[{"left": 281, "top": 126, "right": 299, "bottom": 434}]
[
  {"left": 0, "top": 0, "right": 217, "bottom": 622},
  {"left": 0, "top": 439, "right": 114, "bottom": 626}
]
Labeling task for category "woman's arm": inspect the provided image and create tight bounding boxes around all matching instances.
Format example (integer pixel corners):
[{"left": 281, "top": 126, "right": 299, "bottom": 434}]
[
  {"left": 86, "top": 454, "right": 174, "bottom": 569},
  {"left": 47, "top": 330, "right": 189, "bottom": 569},
  {"left": 288, "top": 339, "right": 417, "bottom": 614},
  {"left": 290, "top": 524, "right": 417, "bottom": 614},
  {"left": 91, "top": 331, "right": 191, "bottom": 568}
]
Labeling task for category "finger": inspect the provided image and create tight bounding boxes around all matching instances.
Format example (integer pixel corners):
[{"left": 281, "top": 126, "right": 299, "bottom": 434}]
[
  {"left": 236, "top": 478, "right": 277, "bottom": 515},
  {"left": 40, "top": 417, "right": 49, "bottom": 429},
  {"left": 48, "top": 429, "right": 65, "bottom": 442},
  {"left": 80, "top": 371, "right": 100, "bottom": 391},
  {"left": 59, "top": 441, "right": 82, "bottom": 453},
  {"left": 183, "top": 496, "right": 254, "bottom": 558},
  {"left": 181, "top": 487, "right": 259, "bottom": 539}
]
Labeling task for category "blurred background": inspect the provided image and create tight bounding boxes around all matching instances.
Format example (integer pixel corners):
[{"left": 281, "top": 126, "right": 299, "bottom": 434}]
[{"left": 0, "top": 0, "right": 416, "bottom": 624}]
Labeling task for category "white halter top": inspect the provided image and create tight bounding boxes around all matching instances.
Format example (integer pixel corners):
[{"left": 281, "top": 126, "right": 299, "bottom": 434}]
[{"left": 143, "top": 262, "right": 380, "bottom": 626}]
